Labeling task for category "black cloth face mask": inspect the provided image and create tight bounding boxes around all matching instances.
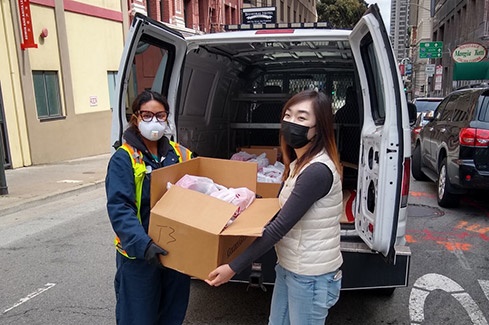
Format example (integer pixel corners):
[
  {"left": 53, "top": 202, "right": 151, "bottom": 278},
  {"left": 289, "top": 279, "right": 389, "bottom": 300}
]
[{"left": 281, "top": 120, "right": 314, "bottom": 149}]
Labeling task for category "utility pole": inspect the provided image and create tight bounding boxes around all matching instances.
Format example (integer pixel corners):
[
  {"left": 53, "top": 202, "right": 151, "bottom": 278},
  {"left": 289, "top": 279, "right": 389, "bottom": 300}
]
[
  {"left": 0, "top": 83, "right": 8, "bottom": 195},
  {"left": 0, "top": 133, "right": 8, "bottom": 195}
]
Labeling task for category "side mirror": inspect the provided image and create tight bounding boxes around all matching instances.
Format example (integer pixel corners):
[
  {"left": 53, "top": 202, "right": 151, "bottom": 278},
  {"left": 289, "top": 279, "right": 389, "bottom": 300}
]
[{"left": 407, "top": 102, "right": 417, "bottom": 127}]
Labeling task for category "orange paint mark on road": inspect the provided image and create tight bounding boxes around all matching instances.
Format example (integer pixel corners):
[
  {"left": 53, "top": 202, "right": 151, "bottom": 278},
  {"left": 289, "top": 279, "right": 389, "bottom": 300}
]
[
  {"left": 455, "top": 221, "right": 468, "bottom": 229},
  {"left": 405, "top": 234, "right": 416, "bottom": 243},
  {"left": 409, "top": 191, "right": 436, "bottom": 198},
  {"left": 436, "top": 241, "right": 472, "bottom": 251},
  {"left": 455, "top": 220, "right": 489, "bottom": 236},
  {"left": 422, "top": 229, "right": 445, "bottom": 241}
]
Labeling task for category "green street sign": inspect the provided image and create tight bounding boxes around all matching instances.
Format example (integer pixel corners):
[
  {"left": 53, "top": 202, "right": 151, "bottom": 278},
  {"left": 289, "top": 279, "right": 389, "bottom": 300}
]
[{"left": 419, "top": 41, "right": 443, "bottom": 59}]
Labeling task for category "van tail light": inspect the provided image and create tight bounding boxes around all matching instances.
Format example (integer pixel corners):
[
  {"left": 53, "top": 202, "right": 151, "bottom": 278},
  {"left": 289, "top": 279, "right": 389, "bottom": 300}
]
[
  {"left": 401, "top": 158, "right": 410, "bottom": 208},
  {"left": 459, "top": 128, "right": 489, "bottom": 147}
]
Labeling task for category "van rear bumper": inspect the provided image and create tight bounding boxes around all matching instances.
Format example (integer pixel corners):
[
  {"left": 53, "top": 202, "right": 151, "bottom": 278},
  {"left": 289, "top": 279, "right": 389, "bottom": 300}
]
[
  {"left": 340, "top": 242, "right": 411, "bottom": 290},
  {"left": 231, "top": 242, "right": 411, "bottom": 290}
]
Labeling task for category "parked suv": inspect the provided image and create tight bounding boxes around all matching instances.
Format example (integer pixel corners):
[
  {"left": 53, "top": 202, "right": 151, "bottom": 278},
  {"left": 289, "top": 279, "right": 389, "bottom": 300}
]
[{"left": 412, "top": 86, "right": 489, "bottom": 207}]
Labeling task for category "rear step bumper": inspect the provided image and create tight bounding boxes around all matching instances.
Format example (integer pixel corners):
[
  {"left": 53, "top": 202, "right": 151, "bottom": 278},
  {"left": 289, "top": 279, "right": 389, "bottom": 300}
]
[{"left": 231, "top": 242, "right": 411, "bottom": 290}]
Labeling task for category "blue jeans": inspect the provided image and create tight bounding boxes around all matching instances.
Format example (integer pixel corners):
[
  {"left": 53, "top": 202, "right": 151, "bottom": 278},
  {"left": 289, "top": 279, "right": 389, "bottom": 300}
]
[
  {"left": 268, "top": 264, "right": 341, "bottom": 325},
  {"left": 115, "top": 253, "right": 190, "bottom": 325}
]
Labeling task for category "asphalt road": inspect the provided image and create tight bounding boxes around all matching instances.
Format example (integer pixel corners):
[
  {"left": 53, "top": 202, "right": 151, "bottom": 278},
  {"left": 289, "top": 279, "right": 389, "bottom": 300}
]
[{"left": 0, "top": 178, "right": 488, "bottom": 324}]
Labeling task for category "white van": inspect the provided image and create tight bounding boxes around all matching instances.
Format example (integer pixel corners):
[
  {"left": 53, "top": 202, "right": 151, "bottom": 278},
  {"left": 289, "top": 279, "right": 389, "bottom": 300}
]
[{"left": 112, "top": 5, "right": 415, "bottom": 293}]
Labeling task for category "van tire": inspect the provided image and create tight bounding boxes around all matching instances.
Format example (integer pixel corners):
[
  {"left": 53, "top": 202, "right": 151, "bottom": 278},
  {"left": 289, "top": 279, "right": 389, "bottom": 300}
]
[
  {"left": 412, "top": 144, "right": 428, "bottom": 181},
  {"left": 437, "top": 158, "right": 459, "bottom": 208}
]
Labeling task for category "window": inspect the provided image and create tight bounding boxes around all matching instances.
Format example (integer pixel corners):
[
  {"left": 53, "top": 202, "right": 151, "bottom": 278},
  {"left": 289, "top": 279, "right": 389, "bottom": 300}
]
[
  {"left": 126, "top": 35, "right": 173, "bottom": 120},
  {"left": 280, "top": 1, "right": 284, "bottom": 21},
  {"left": 451, "top": 92, "right": 473, "bottom": 122},
  {"left": 160, "top": 0, "right": 164, "bottom": 20},
  {"left": 477, "top": 93, "right": 489, "bottom": 122},
  {"left": 361, "top": 36, "right": 385, "bottom": 123},
  {"left": 107, "top": 71, "right": 118, "bottom": 111},
  {"left": 32, "top": 71, "right": 62, "bottom": 119},
  {"left": 146, "top": 0, "right": 151, "bottom": 17},
  {"left": 438, "top": 94, "right": 458, "bottom": 121}
]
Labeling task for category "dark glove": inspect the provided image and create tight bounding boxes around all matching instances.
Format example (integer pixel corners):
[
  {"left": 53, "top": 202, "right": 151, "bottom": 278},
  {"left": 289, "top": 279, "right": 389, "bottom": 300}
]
[{"left": 144, "top": 241, "right": 168, "bottom": 266}]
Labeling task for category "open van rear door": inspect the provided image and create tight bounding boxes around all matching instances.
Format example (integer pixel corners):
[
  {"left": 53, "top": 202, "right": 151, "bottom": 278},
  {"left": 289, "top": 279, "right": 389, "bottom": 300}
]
[
  {"left": 349, "top": 5, "right": 409, "bottom": 261},
  {"left": 111, "top": 13, "right": 187, "bottom": 149}
]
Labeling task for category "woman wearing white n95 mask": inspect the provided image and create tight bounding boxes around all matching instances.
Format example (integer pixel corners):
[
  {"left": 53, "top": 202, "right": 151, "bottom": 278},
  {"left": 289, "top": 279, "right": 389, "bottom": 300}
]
[{"left": 106, "top": 90, "right": 194, "bottom": 324}]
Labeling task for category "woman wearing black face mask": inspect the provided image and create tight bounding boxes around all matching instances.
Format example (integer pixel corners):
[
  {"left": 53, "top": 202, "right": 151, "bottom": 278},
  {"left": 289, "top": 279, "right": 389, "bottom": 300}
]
[{"left": 206, "top": 90, "right": 343, "bottom": 325}]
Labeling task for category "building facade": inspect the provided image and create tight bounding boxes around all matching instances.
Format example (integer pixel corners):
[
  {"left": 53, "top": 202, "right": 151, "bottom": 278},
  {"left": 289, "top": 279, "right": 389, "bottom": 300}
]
[
  {"left": 409, "top": 0, "right": 489, "bottom": 98},
  {"left": 390, "top": 0, "right": 410, "bottom": 61},
  {"left": 1, "top": 0, "right": 128, "bottom": 168},
  {"left": 431, "top": 0, "right": 489, "bottom": 95},
  {"left": 409, "top": 0, "right": 434, "bottom": 97},
  {"left": 1, "top": 0, "right": 317, "bottom": 170}
]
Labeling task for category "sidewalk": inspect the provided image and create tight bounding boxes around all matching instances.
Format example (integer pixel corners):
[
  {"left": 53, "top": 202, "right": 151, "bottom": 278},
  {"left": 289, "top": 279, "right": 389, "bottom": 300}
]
[{"left": 0, "top": 154, "right": 111, "bottom": 216}]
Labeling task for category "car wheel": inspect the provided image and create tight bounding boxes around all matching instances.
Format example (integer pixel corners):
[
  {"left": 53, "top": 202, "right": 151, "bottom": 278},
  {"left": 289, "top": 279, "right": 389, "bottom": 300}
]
[
  {"left": 437, "top": 158, "right": 459, "bottom": 208},
  {"left": 412, "top": 144, "right": 428, "bottom": 181}
]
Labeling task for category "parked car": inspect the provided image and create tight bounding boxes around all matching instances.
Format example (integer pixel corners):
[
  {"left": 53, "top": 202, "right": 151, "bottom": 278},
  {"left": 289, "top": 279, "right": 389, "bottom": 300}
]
[
  {"left": 412, "top": 86, "right": 489, "bottom": 207},
  {"left": 412, "top": 97, "right": 443, "bottom": 116},
  {"left": 410, "top": 97, "right": 442, "bottom": 149},
  {"left": 411, "top": 109, "right": 434, "bottom": 150}
]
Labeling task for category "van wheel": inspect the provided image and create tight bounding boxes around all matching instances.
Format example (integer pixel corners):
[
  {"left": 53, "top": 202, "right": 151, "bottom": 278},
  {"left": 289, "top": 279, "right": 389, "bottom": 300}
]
[
  {"left": 437, "top": 158, "right": 459, "bottom": 208},
  {"left": 412, "top": 144, "right": 428, "bottom": 181}
]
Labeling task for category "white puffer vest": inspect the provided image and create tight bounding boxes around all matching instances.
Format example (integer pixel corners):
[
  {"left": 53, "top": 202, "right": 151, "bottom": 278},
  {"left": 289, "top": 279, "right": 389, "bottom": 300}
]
[{"left": 275, "top": 151, "right": 343, "bottom": 275}]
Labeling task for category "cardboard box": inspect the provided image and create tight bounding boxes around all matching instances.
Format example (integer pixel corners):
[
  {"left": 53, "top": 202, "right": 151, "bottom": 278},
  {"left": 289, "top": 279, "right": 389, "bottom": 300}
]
[
  {"left": 148, "top": 157, "right": 280, "bottom": 280},
  {"left": 237, "top": 146, "right": 282, "bottom": 198},
  {"left": 238, "top": 147, "right": 279, "bottom": 164},
  {"left": 256, "top": 182, "right": 281, "bottom": 198}
]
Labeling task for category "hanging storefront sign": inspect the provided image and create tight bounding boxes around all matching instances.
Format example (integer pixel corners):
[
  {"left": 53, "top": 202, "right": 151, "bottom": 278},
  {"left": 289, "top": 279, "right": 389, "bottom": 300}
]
[
  {"left": 452, "top": 43, "right": 486, "bottom": 63},
  {"left": 17, "top": 0, "right": 38, "bottom": 50},
  {"left": 242, "top": 7, "right": 276, "bottom": 24},
  {"left": 434, "top": 65, "right": 443, "bottom": 91}
]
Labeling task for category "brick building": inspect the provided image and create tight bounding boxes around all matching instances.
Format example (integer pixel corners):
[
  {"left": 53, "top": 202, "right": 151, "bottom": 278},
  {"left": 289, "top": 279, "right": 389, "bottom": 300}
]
[
  {"left": 126, "top": 0, "right": 317, "bottom": 34},
  {"left": 127, "top": 0, "right": 242, "bottom": 34}
]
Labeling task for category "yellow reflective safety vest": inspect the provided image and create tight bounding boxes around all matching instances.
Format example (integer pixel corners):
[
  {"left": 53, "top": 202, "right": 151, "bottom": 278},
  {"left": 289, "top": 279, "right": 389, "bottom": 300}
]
[{"left": 114, "top": 141, "right": 193, "bottom": 258}]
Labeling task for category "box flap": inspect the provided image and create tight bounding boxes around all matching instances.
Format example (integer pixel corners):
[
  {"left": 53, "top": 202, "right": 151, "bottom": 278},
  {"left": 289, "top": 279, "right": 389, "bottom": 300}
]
[
  {"left": 150, "top": 157, "right": 259, "bottom": 208},
  {"left": 239, "top": 147, "right": 278, "bottom": 164},
  {"left": 197, "top": 157, "right": 258, "bottom": 191},
  {"left": 256, "top": 182, "right": 281, "bottom": 199},
  {"left": 152, "top": 185, "right": 238, "bottom": 234},
  {"left": 221, "top": 198, "right": 280, "bottom": 236},
  {"left": 150, "top": 158, "right": 201, "bottom": 207}
]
